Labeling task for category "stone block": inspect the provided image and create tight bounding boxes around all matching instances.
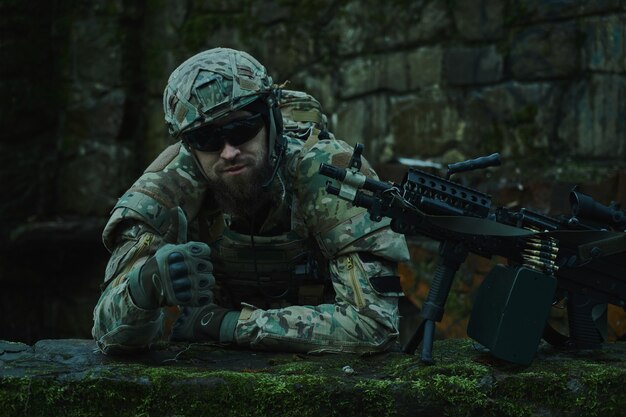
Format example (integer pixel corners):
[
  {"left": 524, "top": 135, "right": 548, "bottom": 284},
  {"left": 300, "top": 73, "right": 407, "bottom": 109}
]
[
  {"left": 451, "top": 0, "right": 504, "bottom": 40},
  {"left": 143, "top": 1, "right": 187, "bottom": 96},
  {"left": 0, "top": 77, "right": 57, "bottom": 137},
  {"left": 0, "top": 140, "right": 56, "bottom": 222},
  {"left": 333, "top": 0, "right": 451, "bottom": 56},
  {"left": 389, "top": 88, "right": 462, "bottom": 158},
  {"left": 339, "top": 54, "right": 399, "bottom": 98},
  {"left": 506, "top": 0, "right": 624, "bottom": 25},
  {"left": 340, "top": 48, "right": 442, "bottom": 98},
  {"left": 250, "top": 22, "right": 315, "bottom": 83},
  {"left": 249, "top": 0, "right": 294, "bottom": 25},
  {"left": 333, "top": 94, "right": 389, "bottom": 163},
  {"left": 444, "top": 46, "right": 503, "bottom": 86},
  {"left": 193, "top": 0, "right": 248, "bottom": 13},
  {"left": 56, "top": 141, "right": 135, "bottom": 216},
  {"left": 144, "top": 99, "right": 173, "bottom": 165},
  {"left": 64, "top": 89, "right": 126, "bottom": 141},
  {"left": 509, "top": 22, "right": 581, "bottom": 80},
  {"left": 68, "top": 17, "right": 124, "bottom": 87},
  {"left": 402, "top": 0, "right": 452, "bottom": 43},
  {"left": 462, "top": 82, "right": 562, "bottom": 160},
  {"left": 291, "top": 65, "right": 336, "bottom": 114},
  {"left": 77, "top": 0, "right": 124, "bottom": 16},
  {"left": 407, "top": 47, "right": 444, "bottom": 89},
  {"left": 582, "top": 14, "right": 626, "bottom": 73},
  {"left": 558, "top": 74, "right": 626, "bottom": 159},
  {"left": 386, "top": 81, "right": 564, "bottom": 162}
]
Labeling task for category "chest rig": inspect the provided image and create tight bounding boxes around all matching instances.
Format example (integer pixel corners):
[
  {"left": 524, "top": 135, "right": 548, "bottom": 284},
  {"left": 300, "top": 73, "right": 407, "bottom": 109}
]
[
  {"left": 196, "top": 196, "right": 331, "bottom": 309},
  {"left": 210, "top": 225, "right": 329, "bottom": 309}
]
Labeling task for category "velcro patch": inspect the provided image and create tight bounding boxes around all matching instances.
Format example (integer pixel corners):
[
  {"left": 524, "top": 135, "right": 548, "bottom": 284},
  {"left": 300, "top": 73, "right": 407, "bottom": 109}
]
[
  {"left": 369, "top": 275, "right": 403, "bottom": 294},
  {"left": 239, "top": 78, "right": 257, "bottom": 91}
]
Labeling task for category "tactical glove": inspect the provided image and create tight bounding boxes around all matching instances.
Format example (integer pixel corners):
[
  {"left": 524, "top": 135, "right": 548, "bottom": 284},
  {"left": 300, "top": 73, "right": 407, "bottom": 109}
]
[
  {"left": 171, "top": 304, "right": 240, "bottom": 343},
  {"left": 128, "top": 241, "right": 214, "bottom": 310}
]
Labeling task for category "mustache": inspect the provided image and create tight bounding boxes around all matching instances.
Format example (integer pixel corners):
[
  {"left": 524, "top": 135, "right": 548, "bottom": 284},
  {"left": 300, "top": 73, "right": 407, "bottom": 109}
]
[{"left": 216, "top": 156, "right": 253, "bottom": 170}]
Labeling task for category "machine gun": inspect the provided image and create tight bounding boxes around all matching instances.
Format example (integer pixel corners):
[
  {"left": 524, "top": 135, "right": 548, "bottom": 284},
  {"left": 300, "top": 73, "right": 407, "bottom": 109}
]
[{"left": 319, "top": 144, "right": 626, "bottom": 365}]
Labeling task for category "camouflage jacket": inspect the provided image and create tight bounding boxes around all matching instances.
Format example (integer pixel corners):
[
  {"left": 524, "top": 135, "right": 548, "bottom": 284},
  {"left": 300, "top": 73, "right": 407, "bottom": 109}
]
[{"left": 92, "top": 129, "right": 410, "bottom": 354}]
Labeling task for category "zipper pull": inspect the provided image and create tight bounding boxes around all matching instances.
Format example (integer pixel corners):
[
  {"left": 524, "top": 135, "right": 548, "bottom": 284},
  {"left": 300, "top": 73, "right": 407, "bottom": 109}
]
[{"left": 346, "top": 257, "right": 353, "bottom": 270}]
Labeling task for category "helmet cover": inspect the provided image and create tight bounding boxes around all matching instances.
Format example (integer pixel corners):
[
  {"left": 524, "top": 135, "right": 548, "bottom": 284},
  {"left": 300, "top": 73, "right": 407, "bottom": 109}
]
[{"left": 163, "top": 48, "right": 274, "bottom": 137}]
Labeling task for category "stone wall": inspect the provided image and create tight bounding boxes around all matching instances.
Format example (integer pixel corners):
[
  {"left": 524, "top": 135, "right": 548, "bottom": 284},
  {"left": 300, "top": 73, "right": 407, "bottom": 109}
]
[{"left": 0, "top": 0, "right": 624, "bottom": 342}]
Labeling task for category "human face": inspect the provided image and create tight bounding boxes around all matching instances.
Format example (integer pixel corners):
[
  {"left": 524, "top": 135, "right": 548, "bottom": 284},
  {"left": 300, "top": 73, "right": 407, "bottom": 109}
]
[{"left": 191, "top": 110, "right": 268, "bottom": 184}]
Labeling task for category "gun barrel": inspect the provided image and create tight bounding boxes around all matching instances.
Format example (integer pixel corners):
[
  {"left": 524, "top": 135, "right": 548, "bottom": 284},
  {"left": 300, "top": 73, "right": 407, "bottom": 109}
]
[
  {"left": 319, "top": 163, "right": 395, "bottom": 194},
  {"left": 319, "top": 163, "right": 346, "bottom": 181},
  {"left": 325, "top": 183, "right": 377, "bottom": 210}
]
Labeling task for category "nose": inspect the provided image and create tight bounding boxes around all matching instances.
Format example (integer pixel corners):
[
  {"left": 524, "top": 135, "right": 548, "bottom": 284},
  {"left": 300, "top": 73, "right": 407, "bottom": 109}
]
[{"left": 220, "top": 142, "right": 241, "bottom": 160}]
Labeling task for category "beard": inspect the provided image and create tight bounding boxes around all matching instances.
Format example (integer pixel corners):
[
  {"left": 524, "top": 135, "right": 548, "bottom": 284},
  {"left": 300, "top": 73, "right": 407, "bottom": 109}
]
[{"left": 205, "top": 157, "right": 274, "bottom": 219}]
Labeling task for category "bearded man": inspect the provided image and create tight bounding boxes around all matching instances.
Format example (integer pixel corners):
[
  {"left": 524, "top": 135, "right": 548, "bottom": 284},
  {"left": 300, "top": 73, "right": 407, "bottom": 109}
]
[{"left": 92, "top": 48, "right": 410, "bottom": 354}]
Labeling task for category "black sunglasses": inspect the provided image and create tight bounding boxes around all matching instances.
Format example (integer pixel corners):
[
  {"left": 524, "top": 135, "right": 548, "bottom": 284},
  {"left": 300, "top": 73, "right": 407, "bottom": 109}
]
[{"left": 183, "top": 113, "right": 265, "bottom": 152}]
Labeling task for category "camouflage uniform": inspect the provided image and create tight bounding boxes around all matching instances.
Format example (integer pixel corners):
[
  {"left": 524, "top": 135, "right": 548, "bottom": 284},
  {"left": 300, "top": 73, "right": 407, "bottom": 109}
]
[{"left": 92, "top": 49, "right": 410, "bottom": 354}]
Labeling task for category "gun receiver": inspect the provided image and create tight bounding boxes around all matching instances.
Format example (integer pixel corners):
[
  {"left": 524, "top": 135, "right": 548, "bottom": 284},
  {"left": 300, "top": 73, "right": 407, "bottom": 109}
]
[{"left": 319, "top": 144, "right": 626, "bottom": 365}]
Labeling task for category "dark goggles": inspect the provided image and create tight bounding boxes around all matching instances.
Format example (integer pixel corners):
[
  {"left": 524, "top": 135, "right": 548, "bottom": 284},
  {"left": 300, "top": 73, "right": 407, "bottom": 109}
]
[{"left": 182, "top": 113, "right": 265, "bottom": 152}]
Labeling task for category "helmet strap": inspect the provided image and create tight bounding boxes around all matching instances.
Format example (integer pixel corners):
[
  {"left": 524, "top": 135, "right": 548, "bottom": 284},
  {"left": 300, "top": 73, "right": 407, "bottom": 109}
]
[{"left": 181, "top": 140, "right": 212, "bottom": 184}]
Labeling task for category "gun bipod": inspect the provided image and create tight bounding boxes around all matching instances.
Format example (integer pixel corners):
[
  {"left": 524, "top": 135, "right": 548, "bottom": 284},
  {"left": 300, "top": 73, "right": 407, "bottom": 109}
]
[{"left": 402, "top": 240, "right": 468, "bottom": 364}]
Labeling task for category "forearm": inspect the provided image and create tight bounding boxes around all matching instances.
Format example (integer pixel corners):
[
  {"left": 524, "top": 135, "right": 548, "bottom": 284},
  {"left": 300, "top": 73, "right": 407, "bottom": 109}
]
[
  {"left": 234, "top": 253, "right": 400, "bottom": 353},
  {"left": 92, "top": 268, "right": 164, "bottom": 354},
  {"left": 235, "top": 300, "right": 398, "bottom": 353},
  {"left": 92, "top": 227, "right": 165, "bottom": 354}
]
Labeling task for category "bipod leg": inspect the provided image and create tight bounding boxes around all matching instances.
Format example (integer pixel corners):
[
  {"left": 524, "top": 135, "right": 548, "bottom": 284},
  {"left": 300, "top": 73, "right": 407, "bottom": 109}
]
[
  {"left": 403, "top": 241, "right": 467, "bottom": 363},
  {"left": 421, "top": 320, "right": 436, "bottom": 364}
]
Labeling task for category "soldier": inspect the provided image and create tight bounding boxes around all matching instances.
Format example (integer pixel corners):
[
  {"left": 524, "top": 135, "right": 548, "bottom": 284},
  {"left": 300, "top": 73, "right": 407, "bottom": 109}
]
[{"left": 92, "top": 48, "right": 410, "bottom": 354}]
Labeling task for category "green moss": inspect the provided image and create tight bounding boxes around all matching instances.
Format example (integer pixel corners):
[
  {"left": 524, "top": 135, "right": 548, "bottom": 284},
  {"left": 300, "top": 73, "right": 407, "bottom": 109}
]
[
  {"left": 0, "top": 372, "right": 150, "bottom": 417},
  {"left": 574, "top": 363, "right": 625, "bottom": 416},
  {"left": 491, "top": 355, "right": 626, "bottom": 417},
  {"left": 2, "top": 340, "right": 625, "bottom": 417}
]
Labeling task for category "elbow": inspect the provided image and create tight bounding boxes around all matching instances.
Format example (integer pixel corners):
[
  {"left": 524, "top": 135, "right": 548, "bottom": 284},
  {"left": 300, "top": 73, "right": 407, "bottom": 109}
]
[
  {"left": 351, "top": 304, "right": 400, "bottom": 353},
  {"left": 92, "top": 318, "right": 163, "bottom": 356}
]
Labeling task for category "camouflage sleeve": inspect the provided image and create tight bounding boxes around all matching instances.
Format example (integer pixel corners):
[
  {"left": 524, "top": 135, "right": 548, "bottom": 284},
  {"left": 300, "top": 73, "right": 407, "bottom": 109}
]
[
  {"left": 291, "top": 137, "right": 410, "bottom": 261},
  {"left": 234, "top": 137, "right": 410, "bottom": 353},
  {"left": 235, "top": 252, "right": 401, "bottom": 353},
  {"left": 91, "top": 219, "right": 165, "bottom": 354}
]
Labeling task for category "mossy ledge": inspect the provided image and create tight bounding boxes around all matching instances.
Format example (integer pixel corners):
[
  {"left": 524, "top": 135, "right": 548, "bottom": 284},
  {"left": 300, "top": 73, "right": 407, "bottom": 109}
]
[{"left": 1, "top": 338, "right": 624, "bottom": 417}]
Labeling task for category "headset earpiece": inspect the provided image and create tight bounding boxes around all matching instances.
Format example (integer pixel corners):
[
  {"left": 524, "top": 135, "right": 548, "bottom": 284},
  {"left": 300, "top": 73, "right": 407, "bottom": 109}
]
[
  {"left": 261, "top": 91, "right": 286, "bottom": 188},
  {"left": 267, "top": 92, "right": 285, "bottom": 152}
]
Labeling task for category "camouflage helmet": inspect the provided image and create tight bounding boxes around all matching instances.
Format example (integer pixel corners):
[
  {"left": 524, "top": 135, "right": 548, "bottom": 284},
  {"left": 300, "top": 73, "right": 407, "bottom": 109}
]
[{"left": 163, "top": 48, "right": 274, "bottom": 137}]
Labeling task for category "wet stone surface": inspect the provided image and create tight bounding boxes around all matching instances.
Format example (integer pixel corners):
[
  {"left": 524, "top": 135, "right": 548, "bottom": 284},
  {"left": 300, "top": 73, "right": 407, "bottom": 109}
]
[{"left": 0, "top": 338, "right": 624, "bottom": 417}]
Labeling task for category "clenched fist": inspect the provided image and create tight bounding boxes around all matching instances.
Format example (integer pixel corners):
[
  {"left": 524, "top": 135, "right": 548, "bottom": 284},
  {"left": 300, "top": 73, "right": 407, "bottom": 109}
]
[{"left": 128, "top": 241, "right": 214, "bottom": 309}]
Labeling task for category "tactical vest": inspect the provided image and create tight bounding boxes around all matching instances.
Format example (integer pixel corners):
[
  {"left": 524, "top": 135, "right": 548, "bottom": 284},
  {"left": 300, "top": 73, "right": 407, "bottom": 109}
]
[{"left": 206, "top": 215, "right": 330, "bottom": 309}]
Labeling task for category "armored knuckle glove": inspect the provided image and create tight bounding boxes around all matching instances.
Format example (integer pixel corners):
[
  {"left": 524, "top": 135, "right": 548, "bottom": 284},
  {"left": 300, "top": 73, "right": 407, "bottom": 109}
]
[{"left": 128, "top": 241, "right": 215, "bottom": 309}]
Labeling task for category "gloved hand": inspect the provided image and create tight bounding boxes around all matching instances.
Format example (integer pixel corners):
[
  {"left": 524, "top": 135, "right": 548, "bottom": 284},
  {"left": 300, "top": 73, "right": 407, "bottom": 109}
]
[
  {"left": 128, "top": 241, "right": 214, "bottom": 310},
  {"left": 171, "top": 304, "right": 240, "bottom": 343}
]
